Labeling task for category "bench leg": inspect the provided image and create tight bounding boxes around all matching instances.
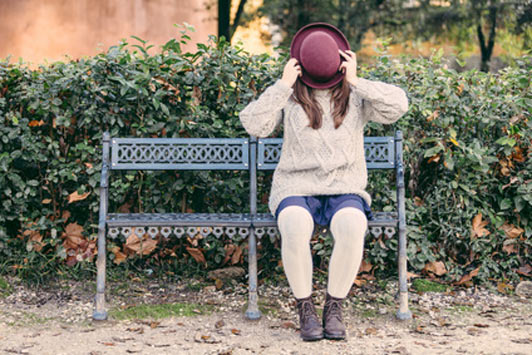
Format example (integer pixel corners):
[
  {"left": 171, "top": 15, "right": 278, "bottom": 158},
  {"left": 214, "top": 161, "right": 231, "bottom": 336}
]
[
  {"left": 245, "top": 227, "right": 261, "bottom": 320},
  {"left": 93, "top": 222, "right": 108, "bottom": 321},
  {"left": 396, "top": 224, "right": 412, "bottom": 321}
]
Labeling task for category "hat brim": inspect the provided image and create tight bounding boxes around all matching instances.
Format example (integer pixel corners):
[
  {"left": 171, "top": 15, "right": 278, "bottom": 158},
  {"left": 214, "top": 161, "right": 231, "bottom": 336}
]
[{"left": 290, "top": 22, "right": 350, "bottom": 89}]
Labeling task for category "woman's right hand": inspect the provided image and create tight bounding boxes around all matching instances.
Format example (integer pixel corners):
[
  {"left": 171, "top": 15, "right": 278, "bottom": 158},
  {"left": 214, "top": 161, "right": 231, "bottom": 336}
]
[{"left": 281, "top": 58, "right": 302, "bottom": 87}]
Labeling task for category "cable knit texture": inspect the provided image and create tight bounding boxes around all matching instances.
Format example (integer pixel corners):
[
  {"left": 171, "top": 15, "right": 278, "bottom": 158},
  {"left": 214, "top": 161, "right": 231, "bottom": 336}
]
[{"left": 239, "top": 77, "right": 409, "bottom": 217}]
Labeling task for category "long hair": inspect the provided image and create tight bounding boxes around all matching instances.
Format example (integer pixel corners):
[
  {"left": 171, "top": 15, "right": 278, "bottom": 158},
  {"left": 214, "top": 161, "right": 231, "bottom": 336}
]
[{"left": 292, "top": 77, "right": 350, "bottom": 129}]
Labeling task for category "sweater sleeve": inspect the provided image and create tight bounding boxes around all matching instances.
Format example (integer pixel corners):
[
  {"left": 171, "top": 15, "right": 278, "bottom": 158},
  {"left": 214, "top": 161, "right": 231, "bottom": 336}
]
[
  {"left": 351, "top": 77, "right": 409, "bottom": 125},
  {"left": 239, "top": 79, "right": 293, "bottom": 138}
]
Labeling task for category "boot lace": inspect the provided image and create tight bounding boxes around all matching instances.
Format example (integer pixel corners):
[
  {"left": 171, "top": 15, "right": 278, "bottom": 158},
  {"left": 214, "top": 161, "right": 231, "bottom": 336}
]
[
  {"left": 298, "top": 299, "right": 318, "bottom": 322},
  {"left": 324, "top": 298, "right": 343, "bottom": 323}
]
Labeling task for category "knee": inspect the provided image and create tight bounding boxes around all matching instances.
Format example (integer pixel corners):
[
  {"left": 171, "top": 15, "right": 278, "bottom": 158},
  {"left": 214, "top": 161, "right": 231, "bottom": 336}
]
[
  {"left": 277, "top": 205, "right": 314, "bottom": 239},
  {"left": 330, "top": 207, "right": 368, "bottom": 243}
]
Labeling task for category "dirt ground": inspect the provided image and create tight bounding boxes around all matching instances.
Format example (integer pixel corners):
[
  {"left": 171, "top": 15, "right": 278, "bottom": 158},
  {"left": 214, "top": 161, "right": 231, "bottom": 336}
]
[{"left": 0, "top": 274, "right": 531, "bottom": 355}]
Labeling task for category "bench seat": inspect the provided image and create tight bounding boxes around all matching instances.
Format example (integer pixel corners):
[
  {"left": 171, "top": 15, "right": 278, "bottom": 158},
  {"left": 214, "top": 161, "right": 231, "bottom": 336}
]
[{"left": 107, "top": 212, "right": 253, "bottom": 227}]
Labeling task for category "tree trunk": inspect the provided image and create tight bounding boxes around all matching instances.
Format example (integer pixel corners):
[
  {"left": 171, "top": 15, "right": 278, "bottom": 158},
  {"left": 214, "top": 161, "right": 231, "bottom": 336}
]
[
  {"left": 476, "top": 1, "right": 497, "bottom": 72},
  {"left": 218, "top": 0, "right": 231, "bottom": 41}
]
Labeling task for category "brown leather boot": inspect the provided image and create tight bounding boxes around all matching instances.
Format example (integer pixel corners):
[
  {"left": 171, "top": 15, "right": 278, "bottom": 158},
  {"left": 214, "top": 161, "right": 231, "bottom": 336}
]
[
  {"left": 295, "top": 295, "right": 323, "bottom": 341},
  {"left": 322, "top": 292, "right": 346, "bottom": 339}
]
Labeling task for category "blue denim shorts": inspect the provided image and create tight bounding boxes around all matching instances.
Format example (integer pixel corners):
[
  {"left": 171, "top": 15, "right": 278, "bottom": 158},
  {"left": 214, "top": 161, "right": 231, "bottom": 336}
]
[{"left": 274, "top": 193, "right": 374, "bottom": 227}]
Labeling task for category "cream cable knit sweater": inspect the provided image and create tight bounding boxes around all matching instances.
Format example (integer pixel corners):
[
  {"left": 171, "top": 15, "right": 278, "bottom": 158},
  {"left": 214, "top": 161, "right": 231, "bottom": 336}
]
[{"left": 239, "top": 77, "right": 409, "bottom": 217}]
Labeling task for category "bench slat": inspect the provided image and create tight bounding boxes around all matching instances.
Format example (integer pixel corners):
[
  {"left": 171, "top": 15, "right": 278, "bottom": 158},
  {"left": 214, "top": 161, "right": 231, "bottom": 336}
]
[
  {"left": 109, "top": 137, "right": 249, "bottom": 170},
  {"left": 250, "top": 211, "right": 398, "bottom": 228},
  {"left": 107, "top": 212, "right": 253, "bottom": 227}
]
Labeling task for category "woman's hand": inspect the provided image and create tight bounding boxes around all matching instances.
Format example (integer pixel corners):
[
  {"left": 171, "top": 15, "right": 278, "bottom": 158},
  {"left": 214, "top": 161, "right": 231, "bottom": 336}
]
[
  {"left": 281, "top": 58, "right": 302, "bottom": 88},
  {"left": 339, "top": 50, "right": 358, "bottom": 86}
]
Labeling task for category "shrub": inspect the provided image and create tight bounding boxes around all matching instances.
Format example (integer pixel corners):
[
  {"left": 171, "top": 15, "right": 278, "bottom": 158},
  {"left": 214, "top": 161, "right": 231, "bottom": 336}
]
[{"left": 0, "top": 27, "right": 530, "bottom": 286}]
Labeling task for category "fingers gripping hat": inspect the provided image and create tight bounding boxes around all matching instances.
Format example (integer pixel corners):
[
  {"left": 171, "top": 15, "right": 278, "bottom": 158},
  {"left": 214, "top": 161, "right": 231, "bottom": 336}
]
[{"left": 290, "top": 22, "right": 350, "bottom": 89}]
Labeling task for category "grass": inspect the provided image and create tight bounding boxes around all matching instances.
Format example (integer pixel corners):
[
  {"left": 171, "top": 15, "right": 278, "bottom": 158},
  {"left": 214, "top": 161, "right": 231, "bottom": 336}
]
[
  {"left": 109, "top": 302, "right": 214, "bottom": 320},
  {"left": 445, "top": 304, "right": 475, "bottom": 314},
  {"left": 0, "top": 275, "right": 12, "bottom": 297},
  {"left": 241, "top": 298, "right": 280, "bottom": 316},
  {"left": 6, "top": 311, "right": 57, "bottom": 326},
  {"left": 360, "top": 308, "right": 378, "bottom": 318},
  {"left": 412, "top": 278, "right": 450, "bottom": 293}
]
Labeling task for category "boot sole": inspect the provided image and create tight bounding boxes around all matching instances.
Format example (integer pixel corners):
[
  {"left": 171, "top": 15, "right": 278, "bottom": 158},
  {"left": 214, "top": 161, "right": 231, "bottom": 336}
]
[
  {"left": 301, "top": 334, "right": 324, "bottom": 341},
  {"left": 323, "top": 331, "right": 346, "bottom": 340}
]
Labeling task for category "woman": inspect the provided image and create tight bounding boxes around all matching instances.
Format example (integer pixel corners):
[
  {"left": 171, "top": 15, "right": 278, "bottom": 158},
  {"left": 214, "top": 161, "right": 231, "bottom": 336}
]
[{"left": 239, "top": 23, "right": 409, "bottom": 341}]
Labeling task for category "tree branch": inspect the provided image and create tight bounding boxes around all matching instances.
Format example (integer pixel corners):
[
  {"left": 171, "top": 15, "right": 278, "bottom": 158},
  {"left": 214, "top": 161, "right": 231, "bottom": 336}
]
[{"left": 230, "top": 0, "right": 248, "bottom": 39}]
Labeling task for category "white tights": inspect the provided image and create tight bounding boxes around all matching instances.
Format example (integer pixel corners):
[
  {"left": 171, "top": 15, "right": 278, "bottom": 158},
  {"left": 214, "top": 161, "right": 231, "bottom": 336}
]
[{"left": 277, "top": 205, "right": 368, "bottom": 299}]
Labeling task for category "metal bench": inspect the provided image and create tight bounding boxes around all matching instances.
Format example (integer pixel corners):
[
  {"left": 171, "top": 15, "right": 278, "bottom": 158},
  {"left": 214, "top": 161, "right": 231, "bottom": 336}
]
[{"left": 93, "top": 130, "right": 412, "bottom": 322}]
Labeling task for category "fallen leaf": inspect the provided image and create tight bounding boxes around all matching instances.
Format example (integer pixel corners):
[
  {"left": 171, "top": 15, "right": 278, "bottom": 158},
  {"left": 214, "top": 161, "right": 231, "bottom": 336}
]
[
  {"left": 502, "top": 240, "right": 518, "bottom": 254},
  {"left": 281, "top": 321, "right": 296, "bottom": 329},
  {"left": 231, "top": 245, "right": 242, "bottom": 265},
  {"left": 42, "top": 199, "right": 52, "bottom": 204},
  {"left": 28, "top": 119, "right": 45, "bottom": 127},
  {"left": 359, "top": 259, "right": 373, "bottom": 273},
  {"left": 414, "top": 196, "right": 424, "bottom": 206},
  {"left": 223, "top": 244, "right": 236, "bottom": 264},
  {"left": 407, "top": 271, "right": 421, "bottom": 279},
  {"left": 353, "top": 277, "right": 367, "bottom": 287},
  {"left": 23, "top": 226, "right": 44, "bottom": 252},
  {"left": 471, "top": 213, "right": 490, "bottom": 238},
  {"left": 365, "top": 327, "right": 378, "bottom": 335},
  {"left": 125, "top": 327, "right": 144, "bottom": 334},
  {"left": 511, "top": 146, "right": 525, "bottom": 163},
  {"left": 68, "top": 190, "right": 90, "bottom": 203},
  {"left": 62, "top": 210, "right": 71, "bottom": 221},
  {"left": 428, "top": 154, "right": 440, "bottom": 163},
  {"left": 124, "top": 232, "right": 157, "bottom": 256},
  {"left": 497, "top": 282, "right": 513, "bottom": 294},
  {"left": 516, "top": 264, "right": 532, "bottom": 276},
  {"left": 63, "top": 223, "right": 84, "bottom": 249},
  {"left": 473, "top": 323, "right": 489, "bottom": 328},
  {"left": 186, "top": 247, "right": 206, "bottom": 264},
  {"left": 455, "top": 267, "right": 480, "bottom": 285},
  {"left": 113, "top": 249, "right": 128, "bottom": 265},
  {"left": 426, "top": 110, "right": 439, "bottom": 122},
  {"left": 501, "top": 223, "right": 524, "bottom": 239},
  {"left": 424, "top": 261, "right": 447, "bottom": 276}
]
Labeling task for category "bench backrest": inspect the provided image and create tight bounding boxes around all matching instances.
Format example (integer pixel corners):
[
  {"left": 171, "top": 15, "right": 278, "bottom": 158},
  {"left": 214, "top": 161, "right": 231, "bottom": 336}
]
[
  {"left": 105, "top": 135, "right": 397, "bottom": 171},
  {"left": 108, "top": 137, "right": 250, "bottom": 170},
  {"left": 101, "top": 131, "right": 403, "bottom": 216}
]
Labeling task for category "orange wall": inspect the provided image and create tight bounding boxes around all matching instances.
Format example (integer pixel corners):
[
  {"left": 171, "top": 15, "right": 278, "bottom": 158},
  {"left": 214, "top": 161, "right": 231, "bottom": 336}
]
[{"left": 0, "top": 0, "right": 217, "bottom": 66}]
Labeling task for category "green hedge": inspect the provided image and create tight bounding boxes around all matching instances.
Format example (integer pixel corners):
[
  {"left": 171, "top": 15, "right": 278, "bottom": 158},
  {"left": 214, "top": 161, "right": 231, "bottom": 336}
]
[{"left": 0, "top": 28, "right": 530, "bottom": 286}]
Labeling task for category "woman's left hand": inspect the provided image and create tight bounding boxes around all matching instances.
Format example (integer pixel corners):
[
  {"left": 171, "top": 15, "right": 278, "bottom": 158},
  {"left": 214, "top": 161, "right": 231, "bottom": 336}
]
[{"left": 339, "top": 50, "right": 358, "bottom": 86}]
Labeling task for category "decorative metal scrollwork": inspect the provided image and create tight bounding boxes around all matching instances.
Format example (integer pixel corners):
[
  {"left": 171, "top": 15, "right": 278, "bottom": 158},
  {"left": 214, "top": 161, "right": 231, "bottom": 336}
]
[
  {"left": 257, "top": 137, "right": 395, "bottom": 169},
  {"left": 115, "top": 142, "right": 244, "bottom": 165},
  {"left": 107, "top": 225, "right": 253, "bottom": 240}
]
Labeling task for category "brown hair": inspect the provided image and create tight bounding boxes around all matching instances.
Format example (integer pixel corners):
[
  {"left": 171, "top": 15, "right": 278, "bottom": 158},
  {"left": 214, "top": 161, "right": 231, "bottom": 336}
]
[{"left": 292, "top": 77, "right": 350, "bottom": 129}]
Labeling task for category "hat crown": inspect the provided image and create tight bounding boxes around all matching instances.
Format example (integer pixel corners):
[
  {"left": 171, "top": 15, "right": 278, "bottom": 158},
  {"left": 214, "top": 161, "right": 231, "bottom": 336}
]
[
  {"left": 290, "top": 22, "right": 350, "bottom": 89},
  {"left": 300, "top": 32, "right": 340, "bottom": 82}
]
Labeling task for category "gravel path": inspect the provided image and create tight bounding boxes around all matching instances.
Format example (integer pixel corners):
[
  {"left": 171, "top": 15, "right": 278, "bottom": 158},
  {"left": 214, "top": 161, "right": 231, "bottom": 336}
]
[{"left": 1, "top": 275, "right": 531, "bottom": 354}]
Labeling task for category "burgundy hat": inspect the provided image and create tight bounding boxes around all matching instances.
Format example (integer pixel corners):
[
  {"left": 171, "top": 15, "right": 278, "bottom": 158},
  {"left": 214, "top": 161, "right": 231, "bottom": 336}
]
[{"left": 290, "top": 22, "right": 350, "bottom": 89}]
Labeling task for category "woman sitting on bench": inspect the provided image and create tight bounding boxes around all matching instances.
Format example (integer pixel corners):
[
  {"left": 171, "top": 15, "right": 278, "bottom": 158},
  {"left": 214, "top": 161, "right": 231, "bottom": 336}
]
[{"left": 239, "top": 22, "right": 409, "bottom": 341}]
